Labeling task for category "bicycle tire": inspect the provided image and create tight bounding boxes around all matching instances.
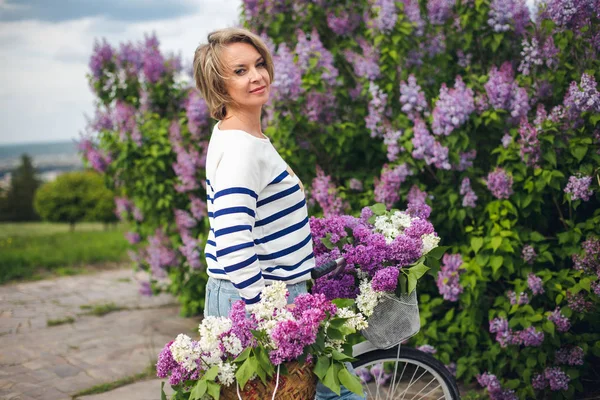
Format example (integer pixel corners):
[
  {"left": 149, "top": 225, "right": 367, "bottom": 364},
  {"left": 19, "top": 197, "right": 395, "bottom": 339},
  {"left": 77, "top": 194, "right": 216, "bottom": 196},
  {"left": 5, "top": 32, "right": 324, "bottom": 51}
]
[{"left": 352, "top": 346, "right": 461, "bottom": 400}]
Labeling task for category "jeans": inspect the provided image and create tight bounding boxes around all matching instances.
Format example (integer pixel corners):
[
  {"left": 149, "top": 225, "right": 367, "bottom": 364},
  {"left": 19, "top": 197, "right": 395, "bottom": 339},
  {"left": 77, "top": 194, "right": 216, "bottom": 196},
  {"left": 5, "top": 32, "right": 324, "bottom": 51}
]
[{"left": 203, "top": 277, "right": 366, "bottom": 400}]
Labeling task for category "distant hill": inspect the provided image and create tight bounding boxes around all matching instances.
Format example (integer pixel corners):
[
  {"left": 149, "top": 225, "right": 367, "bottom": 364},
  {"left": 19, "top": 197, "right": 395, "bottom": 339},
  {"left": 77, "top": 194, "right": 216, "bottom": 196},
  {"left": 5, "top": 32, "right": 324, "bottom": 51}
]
[{"left": 0, "top": 140, "right": 83, "bottom": 178}]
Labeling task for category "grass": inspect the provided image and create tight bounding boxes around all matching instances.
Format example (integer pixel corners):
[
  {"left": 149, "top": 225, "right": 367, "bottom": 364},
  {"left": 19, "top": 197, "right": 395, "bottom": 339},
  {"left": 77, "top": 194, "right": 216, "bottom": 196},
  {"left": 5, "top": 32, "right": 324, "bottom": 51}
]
[
  {"left": 47, "top": 316, "right": 76, "bottom": 327},
  {"left": 72, "top": 362, "right": 157, "bottom": 399},
  {"left": 79, "top": 302, "right": 128, "bottom": 317},
  {"left": 0, "top": 222, "right": 135, "bottom": 284}
]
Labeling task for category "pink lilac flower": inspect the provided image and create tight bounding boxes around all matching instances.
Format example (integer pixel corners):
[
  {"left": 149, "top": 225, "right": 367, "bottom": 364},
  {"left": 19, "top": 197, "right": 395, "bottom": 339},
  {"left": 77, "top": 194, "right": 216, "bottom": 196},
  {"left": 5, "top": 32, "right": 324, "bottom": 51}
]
[
  {"left": 564, "top": 175, "right": 594, "bottom": 201},
  {"left": 519, "top": 326, "right": 544, "bottom": 346},
  {"left": 345, "top": 39, "right": 381, "bottom": 81},
  {"left": 437, "top": 253, "right": 464, "bottom": 301},
  {"left": 269, "top": 318, "right": 317, "bottom": 365},
  {"left": 295, "top": 28, "right": 338, "bottom": 87},
  {"left": 555, "top": 346, "right": 584, "bottom": 366},
  {"left": 146, "top": 228, "right": 178, "bottom": 278},
  {"left": 486, "top": 168, "right": 513, "bottom": 199},
  {"left": 311, "top": 166, "right": 347, "bottom": 216},
  {"left": 527, "top": 273, "right": 544, "bottom": 295},
  {"left": 372, "top": 267, "right": 400, "bottom": 292},
  {"left": 549, "top": 308, "right": 571, "bottom": 332},
  {"left": 427, "top": 0, "right": 454, "bottom": 24},
  {"left": 185, "top": 91, "right": 209, "bottom": 139},
  {"left": 487, "top": 0, "right": 530, "bottom": 34},
  {"left": 460, "top": 177, "right": 478, "bottom": 208},
  {"left": 89, "top": 38, "right": 114, "bottom": 80},
  {"left": 327, "top": 10, "right": 361, "bottom": 35},
  {"left": 374, "top": 163, "right": 413, "bottom": 208},
  {"left": 566, "top": 291, "right": 593, "bottom": 312},
  {"left": 417, "top": 344, "right": 437, "bottom": 354},
  {"left": 125, "top": 232, "right": 141, "bottom": 245},
  {"left": 399, "top": 75, "right": 429, "bottom": 120},
  {"left": 349, "top": 178, "right": 364, "bottom": 191},
  {"left": 366, "top": 82, "right": 389, "bottom": 138},
  {"left": 132, "top": 206, "right": 144, "bottom": 222},
  {"left": 431, "top": 76, "right": 475, "bottom": 136},
  {"left": 522, "top": 245, "right": 537, "bottom": 264}
]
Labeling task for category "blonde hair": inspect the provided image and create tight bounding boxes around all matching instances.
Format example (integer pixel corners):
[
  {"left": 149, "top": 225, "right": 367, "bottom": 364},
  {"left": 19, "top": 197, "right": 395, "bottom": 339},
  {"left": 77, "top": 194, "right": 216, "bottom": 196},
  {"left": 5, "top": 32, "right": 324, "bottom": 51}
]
[{"left": 192, "top": 27, "right": 275, "bottom": 120}]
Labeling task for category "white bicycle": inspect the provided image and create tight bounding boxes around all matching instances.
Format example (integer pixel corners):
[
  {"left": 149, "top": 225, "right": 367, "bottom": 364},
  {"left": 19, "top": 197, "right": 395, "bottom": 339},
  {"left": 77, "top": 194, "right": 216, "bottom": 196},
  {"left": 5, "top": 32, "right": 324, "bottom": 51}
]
[{"left": 312, "top": 259, "right": 461, "bottom": 400}]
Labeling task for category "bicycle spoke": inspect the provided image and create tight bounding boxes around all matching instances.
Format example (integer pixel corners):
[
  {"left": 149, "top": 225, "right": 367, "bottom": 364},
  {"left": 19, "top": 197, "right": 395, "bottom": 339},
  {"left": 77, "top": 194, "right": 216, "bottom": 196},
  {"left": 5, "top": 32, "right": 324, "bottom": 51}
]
[{"left": 408, "top": 377, "right": 437, "bottom": 400}]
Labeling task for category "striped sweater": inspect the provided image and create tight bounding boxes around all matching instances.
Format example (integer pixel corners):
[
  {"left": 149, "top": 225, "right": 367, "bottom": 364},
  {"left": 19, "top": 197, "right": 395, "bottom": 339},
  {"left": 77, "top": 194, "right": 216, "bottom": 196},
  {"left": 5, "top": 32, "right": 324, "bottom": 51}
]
[{"left": 204, "top": 122, "right": 315, "bottom": 304}]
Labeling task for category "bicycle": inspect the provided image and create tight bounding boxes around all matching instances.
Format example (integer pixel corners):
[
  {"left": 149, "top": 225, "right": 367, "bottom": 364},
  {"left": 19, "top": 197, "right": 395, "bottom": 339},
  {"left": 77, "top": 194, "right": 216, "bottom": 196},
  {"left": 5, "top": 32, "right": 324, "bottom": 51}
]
[{"left": 312, "top": 258, "right": 461, "bottom": 400}]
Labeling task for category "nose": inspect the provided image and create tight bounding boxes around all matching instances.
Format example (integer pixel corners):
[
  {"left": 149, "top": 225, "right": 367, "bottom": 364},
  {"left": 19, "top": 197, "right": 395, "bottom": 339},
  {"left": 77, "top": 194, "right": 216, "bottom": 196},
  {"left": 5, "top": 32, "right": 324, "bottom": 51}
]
[{"left": 248, "top": 66, "right": 261, "bottom": 83}]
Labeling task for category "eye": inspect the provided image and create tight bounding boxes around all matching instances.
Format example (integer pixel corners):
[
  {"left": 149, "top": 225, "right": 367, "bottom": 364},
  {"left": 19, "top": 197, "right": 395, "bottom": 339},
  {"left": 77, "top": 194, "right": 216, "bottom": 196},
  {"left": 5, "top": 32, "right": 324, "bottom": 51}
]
[
  {"left": 234, "top": 68, "right": 245, "bottom": 75},
  {"left": 257, "top": 61, "right": 266, "bottom": 68}
]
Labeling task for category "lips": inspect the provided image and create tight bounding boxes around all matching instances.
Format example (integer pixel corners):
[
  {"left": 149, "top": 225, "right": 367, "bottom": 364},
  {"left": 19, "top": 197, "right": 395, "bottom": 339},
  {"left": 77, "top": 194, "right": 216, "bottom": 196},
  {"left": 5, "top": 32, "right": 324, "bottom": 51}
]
[{"left": 250, "top": 86, "right": 266, "bottom": 93}]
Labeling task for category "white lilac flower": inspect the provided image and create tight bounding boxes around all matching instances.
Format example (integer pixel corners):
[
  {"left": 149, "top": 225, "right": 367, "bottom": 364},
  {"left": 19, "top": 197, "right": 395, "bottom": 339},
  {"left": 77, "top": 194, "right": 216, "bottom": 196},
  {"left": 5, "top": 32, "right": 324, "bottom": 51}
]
[
  {"left": 218, "top": 362, "right": 237, "bottom": 386},
  {"left": 221, "top": 334, "right": 243, "bottom": 357},
  {"left": 250, "top": 281, "right": 288, "bottom": 320},
  {"left": 170, "top": 334, "right": 201, "bottom": 372},
  {"left": 337, "top": 307, "right": 369, "bottom": 330},
  {"left": 421, "top": 233, "right": 440, "bottom": 255},
  {"left": 391, "top": 211, "right": 412, "bottom": 229},
  {"left": 198, "top": 316, "right": 232, "bottom": 352},
  {"left": 356, "top": 279, "right": 383, "bottom": 317}
]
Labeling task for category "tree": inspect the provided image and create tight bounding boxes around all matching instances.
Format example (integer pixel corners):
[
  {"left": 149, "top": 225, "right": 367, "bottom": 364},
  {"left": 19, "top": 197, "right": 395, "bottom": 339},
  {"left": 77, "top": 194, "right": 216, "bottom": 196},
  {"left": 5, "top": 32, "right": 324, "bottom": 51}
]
[
  {"left": 0, "top": 154, "right": 42, "bottom": 221},
  {"left": 34, "top": 170, "right": 116, "bottom": 231}
]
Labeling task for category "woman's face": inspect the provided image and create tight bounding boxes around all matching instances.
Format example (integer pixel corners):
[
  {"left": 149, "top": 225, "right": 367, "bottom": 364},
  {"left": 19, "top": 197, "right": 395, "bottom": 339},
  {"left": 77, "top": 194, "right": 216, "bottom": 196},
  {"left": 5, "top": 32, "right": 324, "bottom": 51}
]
[{"left": 221, "top": 42, "right": 271, "bottom": 112}]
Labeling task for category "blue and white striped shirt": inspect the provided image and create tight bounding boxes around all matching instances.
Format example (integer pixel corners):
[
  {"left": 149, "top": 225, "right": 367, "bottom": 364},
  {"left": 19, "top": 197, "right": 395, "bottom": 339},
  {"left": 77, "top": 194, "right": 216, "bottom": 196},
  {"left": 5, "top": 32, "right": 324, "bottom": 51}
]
[{"left": 204, "top": 122, "right": 315, "bottom": 304}]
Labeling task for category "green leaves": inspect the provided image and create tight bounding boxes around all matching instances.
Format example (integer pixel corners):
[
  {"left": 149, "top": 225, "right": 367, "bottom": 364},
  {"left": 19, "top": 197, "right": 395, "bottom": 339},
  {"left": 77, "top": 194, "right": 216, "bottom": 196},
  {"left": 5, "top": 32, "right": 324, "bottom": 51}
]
[
  {"left": 338, "top": 366, "right": 364, "bottom": 396},
  {"left": 471, "top": 237, "right": 484, "bottom": 253}
]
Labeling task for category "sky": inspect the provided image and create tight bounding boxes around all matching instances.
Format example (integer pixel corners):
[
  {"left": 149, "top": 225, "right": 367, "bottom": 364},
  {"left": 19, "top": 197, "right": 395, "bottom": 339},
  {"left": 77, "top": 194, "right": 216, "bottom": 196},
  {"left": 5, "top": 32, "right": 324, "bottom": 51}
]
[{"left": 0, "top": 0, "right": 242, "bottom": 145}]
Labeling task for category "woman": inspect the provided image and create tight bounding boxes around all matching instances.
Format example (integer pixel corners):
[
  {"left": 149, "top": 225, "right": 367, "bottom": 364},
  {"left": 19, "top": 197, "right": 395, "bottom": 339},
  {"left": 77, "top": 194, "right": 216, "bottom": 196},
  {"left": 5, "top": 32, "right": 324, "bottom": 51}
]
[{"left": 193, "top": 27, "right": 364, "bottom": 400}]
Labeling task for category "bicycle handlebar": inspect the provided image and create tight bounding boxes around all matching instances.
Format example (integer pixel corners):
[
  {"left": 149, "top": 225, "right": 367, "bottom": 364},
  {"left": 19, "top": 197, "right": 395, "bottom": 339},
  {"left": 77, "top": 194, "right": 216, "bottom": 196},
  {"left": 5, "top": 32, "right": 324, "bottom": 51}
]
[{"left": 311, "top": 257, "right": 346, "bottom": 280}]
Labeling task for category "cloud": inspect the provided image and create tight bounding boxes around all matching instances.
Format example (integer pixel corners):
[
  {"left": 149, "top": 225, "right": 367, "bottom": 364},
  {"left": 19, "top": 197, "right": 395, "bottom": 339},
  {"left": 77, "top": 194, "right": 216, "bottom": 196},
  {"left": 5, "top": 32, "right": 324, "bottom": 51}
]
[
  {"left": 0, "top": 0, "right": 241, "bottom": 144},
  {"left": 0, "top": 0, "right": 198, "bottom": 22}
]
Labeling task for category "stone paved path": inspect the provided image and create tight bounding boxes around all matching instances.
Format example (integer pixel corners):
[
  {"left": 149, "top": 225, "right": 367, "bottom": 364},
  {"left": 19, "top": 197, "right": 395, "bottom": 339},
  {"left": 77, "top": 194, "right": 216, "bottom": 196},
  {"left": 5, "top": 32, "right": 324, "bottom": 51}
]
[{"left": 0, "top": 268, "right": 201, "bottom": 400}]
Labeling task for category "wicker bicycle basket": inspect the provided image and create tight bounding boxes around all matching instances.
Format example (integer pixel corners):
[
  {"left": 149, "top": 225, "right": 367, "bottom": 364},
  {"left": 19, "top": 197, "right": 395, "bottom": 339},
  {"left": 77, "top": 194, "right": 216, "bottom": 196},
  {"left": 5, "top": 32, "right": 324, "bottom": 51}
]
[
  {"left": 361, "top": 290, "right": 421, "bottom": 349},
  {"left": 220, "top": 361, "right": 317, "bottom": 400}
]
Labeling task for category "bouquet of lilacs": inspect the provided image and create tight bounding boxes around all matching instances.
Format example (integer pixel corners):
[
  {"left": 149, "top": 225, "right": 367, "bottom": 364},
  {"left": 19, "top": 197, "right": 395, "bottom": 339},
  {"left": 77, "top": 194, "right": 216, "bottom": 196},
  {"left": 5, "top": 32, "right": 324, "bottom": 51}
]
[
  {"left": 310, "top": 203, "right": 447, "bottom": 317},
  {"left": 156, "top": 282, "right": 366, "bottom": 399}
]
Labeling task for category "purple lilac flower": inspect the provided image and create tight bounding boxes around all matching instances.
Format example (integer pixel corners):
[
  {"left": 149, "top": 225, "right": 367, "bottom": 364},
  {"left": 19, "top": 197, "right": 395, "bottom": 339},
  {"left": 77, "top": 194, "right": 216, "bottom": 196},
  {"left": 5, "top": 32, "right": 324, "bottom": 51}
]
[
  {"left": 345, "top": 38, "right": 381, "bottom": 81},
  {"left": 88, "top": 107, "right": 114, "bottom": 133},
  {"left": 174, "top": 209, "right": 197, "bottom": 235},
  {"left": 417, "top": 344, "right": 437, "bottom": 354},
  {"left": 125, "top": 232, "right": 141, "bottom": 245},
  {"left": 555, "top": 346, "right": 584, "bottom": 366},
  {"left": 572, "top": 237, "right": 600, "bottom": 273},
  {"left": 77, "top": 136, "right": 112, "bottom": 173},
  {"left": 485, "top": 168, "right": 513, "bottom": 199},
  {"left": 295, "top": 28, "right": 338, "bottom": 87},
  {"left": 457, "top": 49, "right": 472, "bottom": 68},
  {"left": 425, "top": 31, "right": 447, "bottom": 56},
  {"left": 366, "top": 82, "right": 389, "bottom": 138},
  {"left": 189, "top": 195, "right": 207, "bottom": 220},
  {"left": 406, "top": 186, "right": 432, "bottom": 220},
  {"left": 544, "top": 367, "right": 570, "bottom": 391},
  {"left": 383, "top": 129, "right": 403, "bottom": 162},
  {"left": 477, "top": 372, "right": 518, "bottom": 400},
  {"left": 311, "top": 166, "right": 347, "bottom": 216},
  {"left": 114, "top": 196, "right": 132, "bottom": 220},
  {"left": 372, "top": 267, "right": 400, "bottom": 292},
  {"left": 566, "top": 291, "right": 593, "bottom": 312},
  {"left": 269, "top": 319, "right": 316, "bottom": 365},
  {"left": 522, "top": 245, "right": 537, "bottom": 264},
  {"left": 114, "top": 100, "right": 137, "bottom": 142},
  {"left": 312, "top": 273, "right": 360, "bottom": 300},
  {"left": 356, "top": 367, "right": 372, "bottom": 383},
  {"left": 532, "top": 373, "right": 547, "bottom": 390},
  {"left": 370, "top": 363, "right": 393, "bottom": 385},
  {"left": 185, "top": 91, "right": 209, "bottom": 139},
  {"left": 374, "top": 163, "right": 413, "bottom": 209},
  {"left": 146, "top": 228, "right": 178, "bottom": 278},
  {"left": 446, "top": 362, "right": 457, "bottom": 377},
  {"left": 117, "top": 41, "right": 143, "bottom": 75},
  {"left": 460, "top": 177, "right": 478, "bottom": 208},
  {"left": 488, "top": 0, "right": 530, "bottom": 34},
  {"left": 171, "top": 141, "right": 202, "bottom": 193},
  {"left": 489, "top": 317, "right": 519, "bottom": 347},
  {"left": 179, "top": 233, "right": 201, "bottom": 269},
  {"left": 141, "top": 33, "right": 165, "bottom": 83},
  {"left": 501, "top": 133, "right": 513, "bottom": 148},
  {"left": 517, "top": 38, "right": 543, "bottom": 76},
  {"left": 542, "top": 36, "right": 559, "bottom": 68},
  {"left": 89, "top": 38, "right": 114, "bottom": 80},
  {"left": 543, "top": 0, "right": 596, "bottom": 30},
  {"left": 484, "top": 62, "right": 530, "bottom": 122},
  {"left": 431, "top": 76, "right": 475, "bottom": 136},
  {"left": 519, "top": 326, "right": 544, "bottom": 346},
  {"left": 456, "top": 149, "right": 476, "bottom": 171},
  {"left": 229, "top": 300, "right": 257, "bottom": 348},
  {"left": 518, "top": 117, "right": 540, "bottom": 159},
  {"left": 156, "top": 341, "right": 177, "bottom": 378},
  {"left": 563, "top": 73, "right": 600, "bottom": 121},
  {"left": 427, "top": 0, "right": 454, "bottom": 24},
  {"left": 411, "top": 119, "right": 451, "bottom": 169},
  {"left": 132, "top": 206, "right": 143, "bottom": 222},
  {"left": 271, "top": 44, "right": 303, "bottom": 104},
  {"left": 305, "top": 91, "right": 336, "bottom": 124},
  {"left": 349, "top": 178, "right": 364, "bottom": 191},
  {"left": 399, "top": 75, "right": 429, "bottom": 120},
  {"left": 139, "top": 281, "right": 152, "bottom": 296},
  {"left": 527, "top": 273, "right": 544, "bottom": 295},
  {"left": 564, "top": 175, "right": 594, "bottom": 201},
  {"left": 327, "top": 10, "right": 361, "bottom": 35},
  {"left": 372, "top": 0, "right": 398, "bottom": 32},
  {"left": 401, "top": 0, "right": 425, "bottom": 35},
  {"left": 508, "top": 290, "right": 529, "bottom": 305},
  {"left": 549, "top": 308, "right": 571, "bottom": 332},
  {"left": 437, "top": 254, "right": 464, "bottom": 301},
  {"left": 592, "top": 282, "right": 600, "bottom": 296}
]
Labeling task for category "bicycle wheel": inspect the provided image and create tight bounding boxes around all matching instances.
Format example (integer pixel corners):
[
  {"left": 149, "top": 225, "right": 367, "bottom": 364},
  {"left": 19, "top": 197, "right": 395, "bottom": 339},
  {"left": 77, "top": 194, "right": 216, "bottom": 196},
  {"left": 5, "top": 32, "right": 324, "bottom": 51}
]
[{"left": 352, "top": 346, "right": 461, "bottom": 400}]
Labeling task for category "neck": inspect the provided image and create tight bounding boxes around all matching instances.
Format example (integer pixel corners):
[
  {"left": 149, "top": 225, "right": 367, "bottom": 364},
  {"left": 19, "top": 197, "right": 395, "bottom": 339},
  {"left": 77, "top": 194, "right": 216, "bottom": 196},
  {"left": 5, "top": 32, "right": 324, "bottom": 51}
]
[{"left": 224, "top": 107, "right": 263, "bottom": 137}]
